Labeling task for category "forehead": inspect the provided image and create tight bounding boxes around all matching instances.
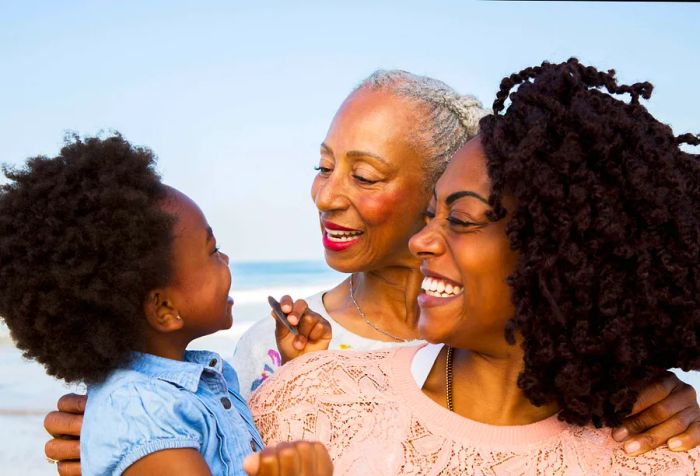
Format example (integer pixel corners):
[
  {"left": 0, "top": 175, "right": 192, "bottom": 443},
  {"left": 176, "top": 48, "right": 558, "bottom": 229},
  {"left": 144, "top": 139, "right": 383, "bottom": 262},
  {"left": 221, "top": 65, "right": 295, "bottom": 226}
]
[
  {"left": 160, "top": 187, "right": 209, "bottom": 239},
  {"left": 435, "top": 138, "right": 491, "bottom": 200},
  {"left": 324, "top": 88, "right": 424, "bottom": 164}
]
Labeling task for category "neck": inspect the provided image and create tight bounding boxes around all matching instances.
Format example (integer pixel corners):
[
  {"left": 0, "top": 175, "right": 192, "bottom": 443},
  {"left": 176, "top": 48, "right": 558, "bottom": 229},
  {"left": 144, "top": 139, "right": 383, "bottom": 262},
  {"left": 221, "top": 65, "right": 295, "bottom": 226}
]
[
  {"left": 427, "top": 346, "right": 559, "bottom": 425},
  {"left": 351, "top": 265, "right": 423, "bottom": 338},
  {"left": 142, "top": 329, "right": 192, "bottom": 361}
]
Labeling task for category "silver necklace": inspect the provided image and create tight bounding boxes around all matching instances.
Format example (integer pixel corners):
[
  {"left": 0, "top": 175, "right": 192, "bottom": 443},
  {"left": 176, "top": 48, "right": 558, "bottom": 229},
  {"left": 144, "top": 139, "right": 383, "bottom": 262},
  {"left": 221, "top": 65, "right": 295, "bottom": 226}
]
[{"left": 349, "top": 274, "right": 410, "bottom": 343}]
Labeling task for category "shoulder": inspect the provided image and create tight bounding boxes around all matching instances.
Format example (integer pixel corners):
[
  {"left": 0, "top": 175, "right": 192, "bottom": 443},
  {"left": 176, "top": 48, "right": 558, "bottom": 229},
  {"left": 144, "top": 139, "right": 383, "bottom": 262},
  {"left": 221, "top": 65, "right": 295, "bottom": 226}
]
[
  {"left": 83, "top": 373, "right": 204, "bottom": 474},
  {"left": 567, "top": 427, "right": 700, "bottom": 474}
]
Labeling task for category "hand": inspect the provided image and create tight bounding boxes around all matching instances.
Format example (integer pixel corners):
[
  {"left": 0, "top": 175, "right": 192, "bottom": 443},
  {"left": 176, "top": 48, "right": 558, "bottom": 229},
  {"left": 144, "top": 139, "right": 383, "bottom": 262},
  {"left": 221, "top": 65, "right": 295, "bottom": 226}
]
[
  {"left": 44, "top": 393, "right": 87, "bottom": 475},
  {"left": 611, "top": 372, "right": 700, "bottom": 455},
  {"left": 243, "top": 441, "right": 333, "bottom": 476},
  {"left": 273, "top": 295, "right": 332, "bottom": 364}
]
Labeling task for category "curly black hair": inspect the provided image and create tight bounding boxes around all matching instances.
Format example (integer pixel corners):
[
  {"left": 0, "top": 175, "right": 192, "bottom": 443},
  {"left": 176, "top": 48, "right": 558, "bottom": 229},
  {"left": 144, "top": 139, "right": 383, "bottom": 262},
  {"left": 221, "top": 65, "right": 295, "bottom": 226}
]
[
  {"left": 0, "top": 134, "right": 174, "bottom": 383},
  {"left": 479, "top": 58, "right": 700, "bottom": 427}
]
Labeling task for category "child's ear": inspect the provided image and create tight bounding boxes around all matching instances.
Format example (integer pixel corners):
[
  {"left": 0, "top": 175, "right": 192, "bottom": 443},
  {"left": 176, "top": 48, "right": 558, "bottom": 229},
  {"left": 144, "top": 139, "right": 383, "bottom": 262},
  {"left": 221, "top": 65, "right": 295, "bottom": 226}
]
[{"left": 144, "top": 290, "right": 184, "bottom": 333}]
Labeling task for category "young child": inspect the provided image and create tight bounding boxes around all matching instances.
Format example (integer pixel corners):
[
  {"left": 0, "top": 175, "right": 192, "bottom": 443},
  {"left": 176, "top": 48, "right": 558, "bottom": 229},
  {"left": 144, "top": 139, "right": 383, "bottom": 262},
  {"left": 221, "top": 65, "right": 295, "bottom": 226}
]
[{"left": 0, "top": 135, "right": 331, "bottom": 476}]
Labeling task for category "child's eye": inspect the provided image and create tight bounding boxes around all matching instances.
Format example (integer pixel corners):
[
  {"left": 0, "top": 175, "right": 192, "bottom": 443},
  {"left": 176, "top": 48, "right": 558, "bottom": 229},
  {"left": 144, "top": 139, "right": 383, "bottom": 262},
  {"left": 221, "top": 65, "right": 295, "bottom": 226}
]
[{"left": 211, "top": 246, "right": 221, "bottom": 255}]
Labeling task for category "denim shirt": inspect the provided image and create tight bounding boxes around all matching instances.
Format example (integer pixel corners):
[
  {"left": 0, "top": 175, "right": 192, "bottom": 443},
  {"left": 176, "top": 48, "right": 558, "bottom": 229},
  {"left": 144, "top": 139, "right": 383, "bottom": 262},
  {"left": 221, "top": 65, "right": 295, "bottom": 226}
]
[{"left": 82, "top": 350, "right": 264, "bottom": 475}]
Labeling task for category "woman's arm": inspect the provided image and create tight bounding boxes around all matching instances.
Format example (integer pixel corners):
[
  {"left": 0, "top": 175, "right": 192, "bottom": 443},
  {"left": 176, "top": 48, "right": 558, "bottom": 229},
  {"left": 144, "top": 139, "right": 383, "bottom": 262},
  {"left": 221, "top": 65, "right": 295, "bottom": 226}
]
[{"left": 122, "top": 448, "right": 211, "bottom": 476}]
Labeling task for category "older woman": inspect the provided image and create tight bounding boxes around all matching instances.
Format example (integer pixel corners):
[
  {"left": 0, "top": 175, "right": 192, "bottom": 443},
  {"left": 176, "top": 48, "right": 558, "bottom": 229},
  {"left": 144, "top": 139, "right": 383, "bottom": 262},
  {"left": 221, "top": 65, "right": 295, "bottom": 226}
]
[
  {"left": 249, "top": 59, "right": 700, "bottom": 474},
  {"left": 45, "top": 69, "right": 700, "bottom": 474}
]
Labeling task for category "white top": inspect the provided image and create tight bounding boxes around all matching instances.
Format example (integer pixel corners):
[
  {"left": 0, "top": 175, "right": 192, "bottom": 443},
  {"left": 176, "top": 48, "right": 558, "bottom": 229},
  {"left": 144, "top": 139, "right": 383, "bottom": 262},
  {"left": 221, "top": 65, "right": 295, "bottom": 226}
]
[{"left": 232, "top": 291, "right": 423, "bottom": 400}]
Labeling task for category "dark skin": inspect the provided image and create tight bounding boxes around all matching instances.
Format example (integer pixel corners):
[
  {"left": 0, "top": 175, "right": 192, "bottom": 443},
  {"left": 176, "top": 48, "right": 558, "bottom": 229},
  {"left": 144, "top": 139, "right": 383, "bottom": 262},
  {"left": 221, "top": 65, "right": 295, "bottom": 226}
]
[
  {"left": 45, "top": 90, "right": 700, "bottom": 472},
  {"left": 410, "top": 138, "right": 700, "bottom": 450},
  {"left": 43, "top": 187, "right": 332, "bottom": 476}
]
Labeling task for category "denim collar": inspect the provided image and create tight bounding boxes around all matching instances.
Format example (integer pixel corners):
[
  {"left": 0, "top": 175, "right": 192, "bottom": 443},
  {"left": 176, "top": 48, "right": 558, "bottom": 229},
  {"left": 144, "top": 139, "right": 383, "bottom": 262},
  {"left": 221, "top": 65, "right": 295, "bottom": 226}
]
[{"left": 129, "top": 350, "right": 224, "bottom": 393}]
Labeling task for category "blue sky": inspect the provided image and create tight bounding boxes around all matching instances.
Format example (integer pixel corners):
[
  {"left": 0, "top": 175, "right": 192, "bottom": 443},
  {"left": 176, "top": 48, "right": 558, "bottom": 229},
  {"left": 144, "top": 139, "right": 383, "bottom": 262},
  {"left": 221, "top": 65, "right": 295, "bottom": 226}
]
[{"left": 1, "top": 1, "right": 697, "bottom": 261}]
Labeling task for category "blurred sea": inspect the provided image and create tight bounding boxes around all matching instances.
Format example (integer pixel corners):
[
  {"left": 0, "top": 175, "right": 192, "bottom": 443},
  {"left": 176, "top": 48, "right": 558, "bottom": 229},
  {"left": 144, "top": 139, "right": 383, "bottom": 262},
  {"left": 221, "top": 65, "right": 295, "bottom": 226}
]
[
  {"left": 1, "top": 259, "right": 698, "bottom": 475},
  {"left": 0, "top": 260, "right": 344, "bottom": 476}
]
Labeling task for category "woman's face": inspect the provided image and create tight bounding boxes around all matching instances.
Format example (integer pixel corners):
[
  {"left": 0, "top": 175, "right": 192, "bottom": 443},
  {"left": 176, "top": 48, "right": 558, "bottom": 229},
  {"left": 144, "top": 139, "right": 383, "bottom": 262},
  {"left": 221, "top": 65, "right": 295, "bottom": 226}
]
[
  {"left": 408, "top": 138, "right": 518, "bottom": 355},
  {"left": 311, "top": 87, "right": 431, "bottom": 273}
]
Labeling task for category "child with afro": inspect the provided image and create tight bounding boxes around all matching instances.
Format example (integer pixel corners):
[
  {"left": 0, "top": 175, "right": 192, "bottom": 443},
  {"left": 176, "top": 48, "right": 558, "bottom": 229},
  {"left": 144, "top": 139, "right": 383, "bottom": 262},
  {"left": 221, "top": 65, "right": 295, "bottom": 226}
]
[{"left": 0, "top": 134, "right": 332, "bottom": 476}]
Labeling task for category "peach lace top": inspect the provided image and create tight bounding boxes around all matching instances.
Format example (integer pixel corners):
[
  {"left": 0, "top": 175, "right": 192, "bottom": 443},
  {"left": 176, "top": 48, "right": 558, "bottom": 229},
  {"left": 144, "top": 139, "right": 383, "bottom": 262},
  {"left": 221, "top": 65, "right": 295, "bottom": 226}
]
[{"left": 250, "top": 346, "right": 699, "bottom": 475}]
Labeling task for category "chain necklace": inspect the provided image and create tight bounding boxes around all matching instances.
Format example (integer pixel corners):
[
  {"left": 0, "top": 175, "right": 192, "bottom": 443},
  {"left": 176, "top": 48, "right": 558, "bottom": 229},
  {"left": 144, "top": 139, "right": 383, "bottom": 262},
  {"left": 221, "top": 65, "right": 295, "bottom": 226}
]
[
  {"left": 446, "top": 346, "right": 455, "bottom": 412},
  {"left": 349, "top": 274, "right": 410, "bottom": 343}
]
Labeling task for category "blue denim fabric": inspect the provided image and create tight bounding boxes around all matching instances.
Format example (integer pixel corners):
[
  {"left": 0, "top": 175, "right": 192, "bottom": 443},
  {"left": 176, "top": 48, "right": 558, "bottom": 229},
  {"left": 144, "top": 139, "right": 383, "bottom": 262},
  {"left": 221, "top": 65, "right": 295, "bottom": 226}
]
[{"left": 81, "top": 350, "right": 264, "bottom": 475}]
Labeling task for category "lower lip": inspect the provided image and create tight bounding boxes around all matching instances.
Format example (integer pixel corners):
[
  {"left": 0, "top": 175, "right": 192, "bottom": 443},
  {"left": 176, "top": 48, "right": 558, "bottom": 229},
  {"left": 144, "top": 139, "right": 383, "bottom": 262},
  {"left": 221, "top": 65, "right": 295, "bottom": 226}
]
[
  {"left": 417, "top": 291, "right": 462, "bottom": 308},
  {"left": 322, "top": 232, "right": 363, "bottom": 252}
]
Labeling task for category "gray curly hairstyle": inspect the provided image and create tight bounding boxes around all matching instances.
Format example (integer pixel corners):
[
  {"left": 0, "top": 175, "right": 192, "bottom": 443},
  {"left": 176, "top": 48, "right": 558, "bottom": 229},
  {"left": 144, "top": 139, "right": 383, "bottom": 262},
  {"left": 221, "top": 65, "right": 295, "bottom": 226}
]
[{"left": 356, "top": 70, "right": 489, "bottom": 186}]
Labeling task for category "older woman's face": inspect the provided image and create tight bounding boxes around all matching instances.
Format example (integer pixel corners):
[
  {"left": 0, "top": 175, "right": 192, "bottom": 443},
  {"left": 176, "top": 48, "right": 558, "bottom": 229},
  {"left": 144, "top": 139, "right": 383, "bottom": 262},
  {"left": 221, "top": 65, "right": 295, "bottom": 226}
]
[
  {"left": 312, "top": 87, "right": 430, "bottom": 273},
  {"left": 408, "top": 137, "right": 518, "bottom": 354}
]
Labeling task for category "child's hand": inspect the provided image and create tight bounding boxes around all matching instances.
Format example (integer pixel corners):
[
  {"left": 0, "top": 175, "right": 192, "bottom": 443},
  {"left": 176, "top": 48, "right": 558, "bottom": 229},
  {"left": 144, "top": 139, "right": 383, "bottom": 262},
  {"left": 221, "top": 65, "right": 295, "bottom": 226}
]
[
  {"left": 243, "top": 441, "right": 333, "bottom": 476},
  {"left": 273, "top": 295, "right": 332, "bottom": 364}
]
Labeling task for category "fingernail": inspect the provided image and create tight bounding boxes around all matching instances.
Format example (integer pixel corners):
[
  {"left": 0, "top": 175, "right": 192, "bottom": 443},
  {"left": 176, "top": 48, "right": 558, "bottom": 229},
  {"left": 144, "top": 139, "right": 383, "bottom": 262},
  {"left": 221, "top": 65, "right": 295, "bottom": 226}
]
[
  {"left": 612, "top": 427, "right": 629, "bottom": 441},
  {"left": 282, "top": 304, "right": 291, "bottom": 312},
  {"left": 668, "top": 438, "right": 682, "bottom": 450},
  {"left": 624, "top": 440, "right": 640, "bottom": 454}
]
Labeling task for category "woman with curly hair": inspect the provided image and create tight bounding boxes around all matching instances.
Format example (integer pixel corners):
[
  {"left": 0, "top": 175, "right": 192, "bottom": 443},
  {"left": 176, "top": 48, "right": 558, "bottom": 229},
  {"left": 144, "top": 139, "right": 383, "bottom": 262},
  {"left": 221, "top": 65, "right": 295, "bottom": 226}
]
[
  {"left": 248, "top": 59, "right": 700, "bottom": 474},
  {"left": 0, "top": 135, "right": 332, "bottom": 475}
]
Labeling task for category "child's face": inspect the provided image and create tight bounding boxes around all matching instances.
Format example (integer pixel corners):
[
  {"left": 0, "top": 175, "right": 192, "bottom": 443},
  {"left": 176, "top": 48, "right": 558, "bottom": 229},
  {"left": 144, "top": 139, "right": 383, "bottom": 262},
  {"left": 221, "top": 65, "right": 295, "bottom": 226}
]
[{"left": 162, "top": 187, "right": 233, "bottom": 335}]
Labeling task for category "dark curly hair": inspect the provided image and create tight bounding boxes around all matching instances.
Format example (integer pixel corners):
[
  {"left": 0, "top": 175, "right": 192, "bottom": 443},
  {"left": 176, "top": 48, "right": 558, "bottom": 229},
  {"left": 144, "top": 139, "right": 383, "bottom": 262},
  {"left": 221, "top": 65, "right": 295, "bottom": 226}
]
[
  {"left": 479, "top": 58, "right": 700, "bottom": 427},
  {"left": 0, "top": 134, "right": 174, "bottom": 383}
]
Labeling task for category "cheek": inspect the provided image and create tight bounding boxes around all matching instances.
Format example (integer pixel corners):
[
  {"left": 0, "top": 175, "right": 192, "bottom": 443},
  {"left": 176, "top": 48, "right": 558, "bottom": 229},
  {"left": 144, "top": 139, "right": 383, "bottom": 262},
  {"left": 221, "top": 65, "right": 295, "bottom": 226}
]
[{"left": 358, "top": 189, "right": 423, "bottom": 231}]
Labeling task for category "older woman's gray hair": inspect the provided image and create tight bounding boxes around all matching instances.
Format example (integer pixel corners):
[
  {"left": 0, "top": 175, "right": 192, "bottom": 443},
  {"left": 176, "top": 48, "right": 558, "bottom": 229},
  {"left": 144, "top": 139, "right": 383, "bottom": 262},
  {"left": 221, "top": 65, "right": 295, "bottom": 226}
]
[{"left": 357, "top": 70, "right": 488, "bottom": 185}]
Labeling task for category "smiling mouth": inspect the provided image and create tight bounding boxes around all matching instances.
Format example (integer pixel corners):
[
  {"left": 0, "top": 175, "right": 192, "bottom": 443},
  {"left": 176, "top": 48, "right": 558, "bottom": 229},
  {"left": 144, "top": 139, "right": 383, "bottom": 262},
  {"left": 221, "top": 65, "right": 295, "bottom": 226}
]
[
  {"left": 421, "top": 276, "right": 464, "bottom": 298},
  {"left": 324, "top": 227, "right": 364, "bottom": 242}
]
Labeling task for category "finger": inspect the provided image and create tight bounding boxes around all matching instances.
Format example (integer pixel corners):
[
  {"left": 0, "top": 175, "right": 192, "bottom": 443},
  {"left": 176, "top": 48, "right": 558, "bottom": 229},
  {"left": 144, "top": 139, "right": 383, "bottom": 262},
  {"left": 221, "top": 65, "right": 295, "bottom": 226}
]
[
  {"left": 313, "top": 442, "right": 333, "bottom": 475},
  {"left": 668, "top": 421, "right": 700, "bottom": 452},
  {"left": 616, "top": 383, "right": 696, "bottom": 439},
  {"left": 243, "top": 453, "right": 260, "bottom": 475},
  {"left": 628, "top": 372, "right": 679, "bottom": 416},
  {"left": 621, "top": 406, "right": 698, "bottom": 455},
  {"left": 296, "top": 311, "right": 321, "bottom": 339},
  {"left": 276, "top": 442, "right": 301, "bottom": 476},
  {"left": 287, "top": 299, "right": 308, "bottom": 327},
  {"left": 44, "top": 411, "right": 84, "bottom": 437},
  {"left": 45, "top": 437, "right": 81, "bottom": 461},
  {"left": 293, "top": 334, "right": 308, "bottom": 351},
  {"left": 257, "top": 446, "right": 281, "bottom": 475},
  {"left": 57, "top": 393, "right": 87, "bottom": 413},
  {"left": 294, "top": 441, "right": 315, "bottom": 476},
  {"left": 308, "top": 319, "right": 332, "bottom": 344},
  {"left": 272, "top": 310, "right": 292, "bottom": 341},
  {"left": 56, "top": 460, "right": 82, "bottom": 476},
  {"left": 279, "top": 295, "right": 293, "bottom": 314}
]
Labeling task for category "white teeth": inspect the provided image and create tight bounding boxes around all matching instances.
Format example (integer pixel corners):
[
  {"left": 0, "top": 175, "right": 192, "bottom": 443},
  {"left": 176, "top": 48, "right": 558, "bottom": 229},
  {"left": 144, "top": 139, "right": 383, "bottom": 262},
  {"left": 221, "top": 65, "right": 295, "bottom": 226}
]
[
  {"left": 325, "top": 228, "right": 363, "bottom": 242},
  {"left": 421, "top": 277, "right": 463, "bottom": 298}
]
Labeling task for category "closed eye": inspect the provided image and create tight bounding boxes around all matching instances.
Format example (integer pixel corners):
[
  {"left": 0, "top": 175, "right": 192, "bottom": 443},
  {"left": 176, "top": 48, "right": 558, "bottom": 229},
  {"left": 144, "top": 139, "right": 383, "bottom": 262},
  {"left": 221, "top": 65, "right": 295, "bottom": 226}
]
[
  {"left": 314, "top": 166, "right": 332, "bottom": 174},
  {"left": 353, "top": 174, "right": 378, "bottom": 185}
]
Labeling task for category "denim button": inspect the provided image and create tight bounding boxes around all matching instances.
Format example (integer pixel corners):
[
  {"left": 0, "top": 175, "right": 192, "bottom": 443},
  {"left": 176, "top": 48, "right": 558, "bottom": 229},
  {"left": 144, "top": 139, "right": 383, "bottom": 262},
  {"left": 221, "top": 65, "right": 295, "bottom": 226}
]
[
  {"left": 221, "top": 397, "right": 232, "bottom": 409},
  {"left": 209, "top": 358, "right": 218, "bottom": 367}
]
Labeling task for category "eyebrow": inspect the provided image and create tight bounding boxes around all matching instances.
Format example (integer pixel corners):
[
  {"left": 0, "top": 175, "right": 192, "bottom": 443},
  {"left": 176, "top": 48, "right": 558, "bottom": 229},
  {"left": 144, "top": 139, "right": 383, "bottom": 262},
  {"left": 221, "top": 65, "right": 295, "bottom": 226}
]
[
  {"left": 434, "top": 190, "right": 490, "bottom": 206},
  {"left": 206, "top": 226, "right": 214, "bottom": 243},
  {"left": 320, "top": 142, "right": 388, "bottom": 165}
]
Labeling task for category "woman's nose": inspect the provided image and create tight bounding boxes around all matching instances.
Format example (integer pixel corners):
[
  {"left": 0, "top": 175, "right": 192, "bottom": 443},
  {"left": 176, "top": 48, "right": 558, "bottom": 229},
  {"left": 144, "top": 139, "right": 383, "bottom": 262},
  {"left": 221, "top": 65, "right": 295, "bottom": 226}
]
[
  {"left": 313, "top": 175, "right": 349, "bottom": 212},
  {"left": 409, "top": 222, "right": 445, "bottom": 259}
]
